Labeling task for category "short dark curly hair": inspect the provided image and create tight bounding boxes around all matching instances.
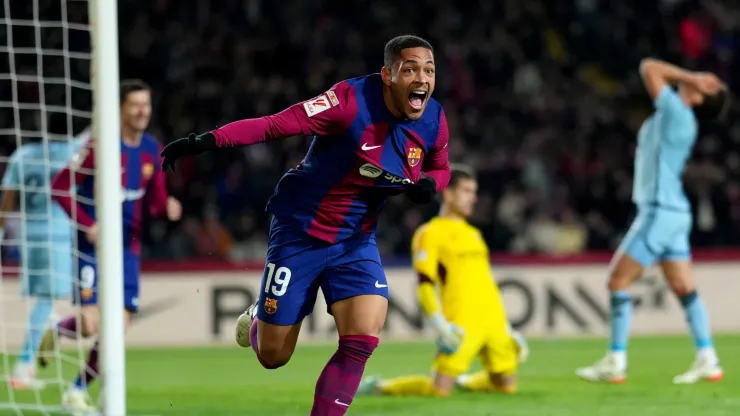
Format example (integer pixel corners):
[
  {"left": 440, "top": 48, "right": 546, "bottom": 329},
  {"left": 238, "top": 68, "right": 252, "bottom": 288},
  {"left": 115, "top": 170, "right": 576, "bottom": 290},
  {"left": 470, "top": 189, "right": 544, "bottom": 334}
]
[{"left": 383, "top": 35, "right": 433, "bottom": 68}]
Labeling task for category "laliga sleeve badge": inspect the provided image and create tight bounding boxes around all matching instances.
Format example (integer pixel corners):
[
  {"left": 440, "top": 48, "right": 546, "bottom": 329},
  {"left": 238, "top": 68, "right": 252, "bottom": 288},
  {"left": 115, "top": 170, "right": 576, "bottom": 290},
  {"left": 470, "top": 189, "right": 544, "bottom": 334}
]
[
  {"left": 303, "top": 94, "right": 332, "bottom": 117},
  {"left": 264, "top": 298, "right": 278, "bottom": 315}
]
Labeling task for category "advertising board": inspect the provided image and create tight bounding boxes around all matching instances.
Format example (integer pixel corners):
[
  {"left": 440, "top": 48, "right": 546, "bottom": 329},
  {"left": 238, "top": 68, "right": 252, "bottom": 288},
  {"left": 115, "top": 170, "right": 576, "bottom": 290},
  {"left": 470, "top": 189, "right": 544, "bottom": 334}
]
[{"left": 2, "top": 262, "right": 739, "bottom": 347}]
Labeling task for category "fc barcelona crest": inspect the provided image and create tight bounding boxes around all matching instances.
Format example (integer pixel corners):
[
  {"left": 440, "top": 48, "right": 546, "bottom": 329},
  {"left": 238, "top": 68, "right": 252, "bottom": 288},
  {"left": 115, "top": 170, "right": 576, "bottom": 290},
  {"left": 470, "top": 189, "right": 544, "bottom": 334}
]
[
  {"left": 407, "top": 147, "right": 422, "bottom": 167},
  {"left": 142, "top": 163, "right": 154, "bottom": 179},
  {"left": 264, "top": 297, "right": 278, "bottom": 315}
]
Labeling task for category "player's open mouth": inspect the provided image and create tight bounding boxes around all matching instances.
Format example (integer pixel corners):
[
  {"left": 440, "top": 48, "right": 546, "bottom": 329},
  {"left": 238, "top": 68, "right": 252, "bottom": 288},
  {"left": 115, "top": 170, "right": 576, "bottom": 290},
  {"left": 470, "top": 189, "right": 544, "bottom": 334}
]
[{"left": 408, "top": 90, "right": 428, "bottom": 111}]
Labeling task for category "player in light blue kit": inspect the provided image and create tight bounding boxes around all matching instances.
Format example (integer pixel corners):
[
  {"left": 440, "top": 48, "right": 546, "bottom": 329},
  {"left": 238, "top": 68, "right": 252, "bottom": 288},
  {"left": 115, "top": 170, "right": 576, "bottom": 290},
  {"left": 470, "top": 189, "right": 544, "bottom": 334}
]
[
  {"left": 577, "top": 59, "right": 730, "bottom": 385},
  {"left": 1, "top": 128, "right": 89, "bottom": 389}
]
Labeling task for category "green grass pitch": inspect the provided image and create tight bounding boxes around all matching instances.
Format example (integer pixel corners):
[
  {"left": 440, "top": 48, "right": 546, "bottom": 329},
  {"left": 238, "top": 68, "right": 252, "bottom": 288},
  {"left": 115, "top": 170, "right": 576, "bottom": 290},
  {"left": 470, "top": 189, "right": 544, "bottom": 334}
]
[{"left": 1, "top": 335, "right": 739, "bottom": 415}]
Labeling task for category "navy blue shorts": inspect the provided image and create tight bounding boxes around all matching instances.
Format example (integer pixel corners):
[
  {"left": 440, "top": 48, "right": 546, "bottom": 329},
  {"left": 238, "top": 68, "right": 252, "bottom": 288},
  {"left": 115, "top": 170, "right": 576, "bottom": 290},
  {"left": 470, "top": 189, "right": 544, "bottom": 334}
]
[
  {"left": 74, "top": 251, "right": 141, "bottom": 312},
  {"left": 257, "top": 216, "right": 389, "bottom": 326}
]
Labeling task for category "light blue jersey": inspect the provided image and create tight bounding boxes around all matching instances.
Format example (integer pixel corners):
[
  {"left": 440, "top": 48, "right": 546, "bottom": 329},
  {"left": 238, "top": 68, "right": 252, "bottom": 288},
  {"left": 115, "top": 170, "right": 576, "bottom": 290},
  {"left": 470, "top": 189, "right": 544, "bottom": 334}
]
[
  {"left": 621, "top": 86, "right": 697, "bottom": 267},
  {"left": 632, "top": 86, "right": 698, "bottom": 212},
  {"left": 2, "top": 135, "right": 87, "bottom": 297},
  {"left": 2, "top": 139, "right": 85, "bottom": 241}
]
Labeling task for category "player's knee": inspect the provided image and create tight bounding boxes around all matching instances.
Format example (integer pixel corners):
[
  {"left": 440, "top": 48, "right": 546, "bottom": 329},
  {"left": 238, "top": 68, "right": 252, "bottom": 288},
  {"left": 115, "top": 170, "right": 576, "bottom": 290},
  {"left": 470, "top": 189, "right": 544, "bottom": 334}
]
[
  {"left": 667, "top": 278, "right": 694, "bottom": 297},
  {"left": 332, "top": 295, "right": 388, "bottom": 337},
  {"left": 256, "top": 346, "right": 292, "bottom": 369},
  {"left": 79, "top": 311, "right": 98, "bottom": 337},
  {"left": 607, "top": 273, "right": 634, "bottom": 292},
  {"left": 606, "top": 275, "right": 626, "bottom": 292},
  {"left": 607, "top": 255, "right": 643, "bottom": 291},
  {"left": 80, "top": 319, "right": 97, "bottom": 338}
]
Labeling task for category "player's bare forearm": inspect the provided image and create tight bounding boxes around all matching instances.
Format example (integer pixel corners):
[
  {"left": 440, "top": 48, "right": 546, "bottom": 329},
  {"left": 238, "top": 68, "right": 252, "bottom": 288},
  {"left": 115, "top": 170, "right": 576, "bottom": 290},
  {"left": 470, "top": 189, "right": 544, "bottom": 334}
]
[
  {"left": 639, "top": 58, "right": 696, "bottom": 99},
  {"left": 0, "top": 189, "right": 17, "bottom": 229}
]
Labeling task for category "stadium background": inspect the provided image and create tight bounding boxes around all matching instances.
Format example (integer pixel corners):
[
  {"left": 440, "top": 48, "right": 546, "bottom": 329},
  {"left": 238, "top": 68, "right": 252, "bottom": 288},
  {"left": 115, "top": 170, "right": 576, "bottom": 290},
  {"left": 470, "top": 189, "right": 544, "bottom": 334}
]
[
  {"left": 4, "top": 0, "right": 740, "bottom": 263},
  {"left": 2, "top": 0, "right": 740, "bottom": 415}
]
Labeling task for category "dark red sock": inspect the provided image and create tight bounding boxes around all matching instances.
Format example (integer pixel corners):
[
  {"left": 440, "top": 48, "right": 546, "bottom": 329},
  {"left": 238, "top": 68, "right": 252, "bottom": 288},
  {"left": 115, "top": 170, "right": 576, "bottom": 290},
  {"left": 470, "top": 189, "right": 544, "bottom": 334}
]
[
  {"left": 57, "top": 316, "right": 80, "bottom": 340},
  {"left": 310, "top": 335, "right": 379, "bottom": 416}
]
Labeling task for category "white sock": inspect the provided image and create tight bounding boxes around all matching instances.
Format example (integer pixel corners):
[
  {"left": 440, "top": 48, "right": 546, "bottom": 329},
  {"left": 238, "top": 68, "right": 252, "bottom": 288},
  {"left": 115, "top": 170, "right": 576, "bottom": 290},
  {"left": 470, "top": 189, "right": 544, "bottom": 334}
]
[
  {"left": 697, "top": 347, "right": 718, "bottom": 366},
  {"left": 608, "top": 350, "right": 627, "bottom": 371}
]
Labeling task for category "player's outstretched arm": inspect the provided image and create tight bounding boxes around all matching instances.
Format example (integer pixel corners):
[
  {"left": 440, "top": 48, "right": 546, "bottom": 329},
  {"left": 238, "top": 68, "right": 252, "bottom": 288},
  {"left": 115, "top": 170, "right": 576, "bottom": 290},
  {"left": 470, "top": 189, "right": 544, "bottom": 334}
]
[
  {"left": 50, "top": 142, "right": 95, "bottom": 229},
  {"left": 639, "top": 58, "right": 722, "bottom": 101},
  {"left": 161, "top": 82, "right": 358, "bottom": 172},
  {"left": 406, "top": 110, "right": 451, "bottom": 204}
]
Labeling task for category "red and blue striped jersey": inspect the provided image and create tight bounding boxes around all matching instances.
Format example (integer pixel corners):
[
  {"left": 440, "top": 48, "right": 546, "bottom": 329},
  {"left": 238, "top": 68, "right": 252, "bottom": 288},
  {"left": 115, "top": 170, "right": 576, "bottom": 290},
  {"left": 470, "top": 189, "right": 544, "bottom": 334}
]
[
  {"left": 212, "top": 74, "right": 451, "bottom": 243},
  {"left": 52, "top": 133, "right": 169, "bottom": 255}
]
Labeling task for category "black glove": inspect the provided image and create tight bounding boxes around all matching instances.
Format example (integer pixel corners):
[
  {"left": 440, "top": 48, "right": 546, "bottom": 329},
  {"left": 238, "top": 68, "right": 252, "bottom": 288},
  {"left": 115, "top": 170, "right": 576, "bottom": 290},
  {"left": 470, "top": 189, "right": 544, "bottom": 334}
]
[
  {"left": 406, "top": 177, "right": 437, "bottom": 204},
  {"left": 161, "top": 132, "right": 217, "bottom": 172}
]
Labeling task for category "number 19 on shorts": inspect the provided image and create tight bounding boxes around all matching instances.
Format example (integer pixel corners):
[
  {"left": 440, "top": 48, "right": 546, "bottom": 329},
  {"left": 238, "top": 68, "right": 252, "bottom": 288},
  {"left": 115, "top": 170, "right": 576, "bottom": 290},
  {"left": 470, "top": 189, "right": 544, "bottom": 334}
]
[{"left": 264, "top": 263, "right": 291, "bottom": 296}]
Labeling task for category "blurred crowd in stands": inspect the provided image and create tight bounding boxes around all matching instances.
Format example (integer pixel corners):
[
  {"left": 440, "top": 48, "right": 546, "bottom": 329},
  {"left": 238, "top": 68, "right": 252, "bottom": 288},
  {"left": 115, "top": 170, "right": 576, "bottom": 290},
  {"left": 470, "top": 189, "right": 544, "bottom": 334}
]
[{"left": 2, "top": 0, "right": 740, "bottom": 261}]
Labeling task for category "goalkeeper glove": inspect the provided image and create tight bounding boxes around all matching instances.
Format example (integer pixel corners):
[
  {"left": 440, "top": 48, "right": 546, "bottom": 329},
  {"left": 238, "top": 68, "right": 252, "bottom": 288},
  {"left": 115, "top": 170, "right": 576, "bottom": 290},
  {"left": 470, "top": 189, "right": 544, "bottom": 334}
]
[
  {"left": 428, "top": 312, "right": 464, "bottom": 355},
  {"left": 405, "top": 177, "right": 437, "bottom": 205},
  {"left": 161, "top": 132, "right": 217, "bottom": 172}
]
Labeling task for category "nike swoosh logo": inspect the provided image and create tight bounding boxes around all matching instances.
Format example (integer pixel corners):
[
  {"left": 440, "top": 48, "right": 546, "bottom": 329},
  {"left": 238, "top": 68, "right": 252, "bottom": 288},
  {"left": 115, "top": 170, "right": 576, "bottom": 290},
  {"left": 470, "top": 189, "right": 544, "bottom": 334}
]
[
  {"left": 334, "top": 399, "right": 350, "bottom": 407},
  {"left": 361, "top": 143, "right": 381, "bottom": 151},
  {"left": 375, "top": 281, "right": 388, "bottom": 288}
]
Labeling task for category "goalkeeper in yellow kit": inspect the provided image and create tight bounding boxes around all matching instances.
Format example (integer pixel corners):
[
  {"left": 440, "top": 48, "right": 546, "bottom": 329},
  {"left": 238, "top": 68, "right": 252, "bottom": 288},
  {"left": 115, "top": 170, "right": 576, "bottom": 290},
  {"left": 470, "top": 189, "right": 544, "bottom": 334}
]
[{"left": 357, "top": 165, "right": 527, "bottom": 397}]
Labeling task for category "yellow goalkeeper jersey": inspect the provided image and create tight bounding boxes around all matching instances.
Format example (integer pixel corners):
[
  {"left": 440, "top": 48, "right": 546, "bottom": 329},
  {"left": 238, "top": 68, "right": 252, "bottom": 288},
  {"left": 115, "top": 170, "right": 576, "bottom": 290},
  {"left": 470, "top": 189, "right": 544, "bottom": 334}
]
[{"left": 411, "top": 217, "right": 506, "bottom": 330}]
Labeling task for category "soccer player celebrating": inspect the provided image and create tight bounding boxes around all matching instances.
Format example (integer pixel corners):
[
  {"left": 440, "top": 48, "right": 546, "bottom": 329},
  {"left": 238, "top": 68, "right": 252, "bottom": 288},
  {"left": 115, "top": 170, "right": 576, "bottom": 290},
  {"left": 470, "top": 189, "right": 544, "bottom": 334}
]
[
  {"left": 2, "top": 128, "right": 89, "bottom": 389},
  {"left": 46, "top": 79, "right": 182, "bottom": 411},
  {"left": 576, "top": 59, "right": 729, "bottom": 384},
  {"left": 355, "top": 165, "right": 527, "bottom": 397},
  {"left": 161, "top": 35, "right": 450, "bottom": 415}
]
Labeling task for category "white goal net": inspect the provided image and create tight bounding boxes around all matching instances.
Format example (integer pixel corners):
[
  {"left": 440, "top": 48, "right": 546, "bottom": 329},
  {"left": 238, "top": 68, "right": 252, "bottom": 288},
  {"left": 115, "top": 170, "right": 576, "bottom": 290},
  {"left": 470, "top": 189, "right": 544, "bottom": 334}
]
[{"left": 0, "top": 0, "right": 95, "bottom": 414}]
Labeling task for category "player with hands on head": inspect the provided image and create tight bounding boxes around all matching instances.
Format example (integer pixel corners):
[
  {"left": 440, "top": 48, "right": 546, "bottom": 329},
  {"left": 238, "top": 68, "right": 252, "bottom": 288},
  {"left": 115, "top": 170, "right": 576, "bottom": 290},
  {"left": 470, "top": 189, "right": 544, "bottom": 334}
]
[
  {"left": 162, "top": 35, "right": 450, "bottom": 415},
  {"left": 576, "top": 59, "right": 730, "bottom": 385},
  {"left": 45, "top": 79, "right": 182, "bottom": 412},
  {"left": 356, "top": 165, "right": 525, "bottom": 398}
]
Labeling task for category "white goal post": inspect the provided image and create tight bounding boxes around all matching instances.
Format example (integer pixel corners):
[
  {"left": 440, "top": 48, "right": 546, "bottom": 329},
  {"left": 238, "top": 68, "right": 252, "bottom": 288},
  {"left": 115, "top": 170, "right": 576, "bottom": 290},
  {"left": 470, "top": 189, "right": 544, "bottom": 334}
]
[{"left": 88, "top": 0, "right": 125, "bottom": 414}]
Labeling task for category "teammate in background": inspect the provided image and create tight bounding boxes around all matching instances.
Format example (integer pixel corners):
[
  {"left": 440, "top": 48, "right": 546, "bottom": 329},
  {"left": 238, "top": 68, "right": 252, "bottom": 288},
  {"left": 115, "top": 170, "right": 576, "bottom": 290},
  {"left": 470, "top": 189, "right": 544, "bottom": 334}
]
[
  {"left": 355, "top": 166, "right": 527, "bottom": 398},
  {"left": 45, "top": 79, "right": 182, "bottom": 411},
  {"left": 576, "top": 59, "right": 729, "bottom": 384},
  {"left": 160, "top": 35, "right": 450, "bottom": 415},
  {"left": 1, "top": 127, "right": 90, "bottom": 389}
]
